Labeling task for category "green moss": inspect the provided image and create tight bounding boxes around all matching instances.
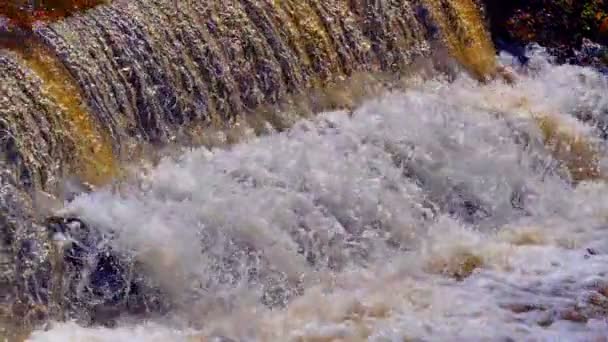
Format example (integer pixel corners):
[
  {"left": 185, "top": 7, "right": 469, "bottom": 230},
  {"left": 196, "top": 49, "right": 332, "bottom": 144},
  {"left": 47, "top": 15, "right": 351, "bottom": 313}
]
[{"left": 581, "top": 2, "right": 601, "bottom": 34}]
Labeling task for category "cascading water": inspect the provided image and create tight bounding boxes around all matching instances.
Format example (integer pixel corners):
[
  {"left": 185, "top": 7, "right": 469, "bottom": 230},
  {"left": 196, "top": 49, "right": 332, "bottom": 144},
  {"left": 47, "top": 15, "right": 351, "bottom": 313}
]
[
  {"left": 24, "top": 49, "right": 608, "bottom": 340},
  {"left": 2, "top": 0, "right": 608, "bottom": 341},
  {"left": 0, "top": 0, "right": 496, "bottom": 189},
  {"left": 0, "top": 0, "right": 499, "bottom": 334}
]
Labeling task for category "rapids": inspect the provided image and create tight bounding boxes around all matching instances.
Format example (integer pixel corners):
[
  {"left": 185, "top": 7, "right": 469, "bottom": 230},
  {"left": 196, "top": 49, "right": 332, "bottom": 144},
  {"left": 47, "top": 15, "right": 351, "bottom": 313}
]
[{"left": 25, "top": 49, "right": 608, "bottom": 340}]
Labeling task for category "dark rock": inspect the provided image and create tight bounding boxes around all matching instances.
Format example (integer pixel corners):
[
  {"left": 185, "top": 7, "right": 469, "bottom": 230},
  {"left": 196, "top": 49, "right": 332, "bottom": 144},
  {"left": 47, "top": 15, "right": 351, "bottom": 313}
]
[
  {"left": 502, "top": 303, "right": 547, "bottom": 314},
  {"left": 484, "top": 0, "right": 608, "bottom": 68},
  {"left": 494, "top": 37, "right": 529, "bottom": 65},
  {"left": 43, "top": 216, "right": 169, "bottom": 325}
]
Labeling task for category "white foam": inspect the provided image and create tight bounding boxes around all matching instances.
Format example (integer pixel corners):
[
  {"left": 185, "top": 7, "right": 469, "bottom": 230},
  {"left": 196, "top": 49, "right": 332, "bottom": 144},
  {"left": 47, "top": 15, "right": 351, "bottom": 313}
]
[{"left": 32, "top": 51, "right": 608, "bottom": 340}]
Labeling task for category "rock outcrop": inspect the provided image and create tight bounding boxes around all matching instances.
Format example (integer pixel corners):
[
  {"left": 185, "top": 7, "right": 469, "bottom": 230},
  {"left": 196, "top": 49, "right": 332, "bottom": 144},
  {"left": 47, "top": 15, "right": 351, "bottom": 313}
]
[{"left": 484, "top": 0, "right": 608, "bottom": 67}]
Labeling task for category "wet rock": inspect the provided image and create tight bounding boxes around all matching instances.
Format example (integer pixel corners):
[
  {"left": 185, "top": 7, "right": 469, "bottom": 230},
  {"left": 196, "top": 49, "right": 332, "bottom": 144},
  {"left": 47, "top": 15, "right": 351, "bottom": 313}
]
[
  {"left": 502, "top": 303, "right": 547, "bottom": 314},
  {"left": 588, "top": 292, "right": 608, "bottom": 309},
  {"left": 428, "top": 251, "right": 484, "bottom": 281},
  {"left": 43, "top": 216, "right": 169, "bottom": 325},
  {"left": 484, "top": 0, "right": 608, "bottom": 68},
  {"left": 0, "top": 1, "right": 108, "bottom": 30},
  {"left": 536, "top": 312, "right": 554, "bottom": 327},
  {"left": 587, "top": 248, "right": 599, "bottom": 256},
  {"left": 559, "top": 307, "right": 589, "bottom": 323},
  {"left": 494, "top": 37, "right": 529, "bottom": 65}
]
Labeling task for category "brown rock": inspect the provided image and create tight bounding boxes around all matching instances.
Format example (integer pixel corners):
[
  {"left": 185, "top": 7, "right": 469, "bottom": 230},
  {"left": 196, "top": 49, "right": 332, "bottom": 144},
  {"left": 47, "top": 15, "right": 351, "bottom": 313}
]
[
  {"left": 0, "top": 1, "right": 108, "bottom": 29},
  {"left": 560, "top": 308, "right": 589, "bottom": 323},
  {"left": 502, "top": 303, "right": 546, "bottom": 314}
]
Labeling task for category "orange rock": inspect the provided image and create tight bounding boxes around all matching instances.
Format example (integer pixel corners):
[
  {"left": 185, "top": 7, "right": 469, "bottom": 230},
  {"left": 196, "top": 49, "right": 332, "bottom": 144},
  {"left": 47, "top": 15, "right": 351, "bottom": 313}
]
[
  {"left": 0, "top": 1, "right": 107, "bottom": 29},
  {"left": 599, "top": 16, "right": 608, "bottom": 38}
]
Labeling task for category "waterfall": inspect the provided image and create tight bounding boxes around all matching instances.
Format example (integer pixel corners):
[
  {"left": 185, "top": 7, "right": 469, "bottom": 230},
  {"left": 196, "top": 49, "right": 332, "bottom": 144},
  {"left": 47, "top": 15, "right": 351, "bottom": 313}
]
[
  {"left": 25, "top": 49, "right": 608, "bottom": 341},
  {"left": 9, "top": 1, "right": 608, "bottom": 340},
  {"left": 0, "top": 0, "right": 497, "bottom": 328},
  {"left": 1, "top": 0, "right": 496, "bottom": 189}
]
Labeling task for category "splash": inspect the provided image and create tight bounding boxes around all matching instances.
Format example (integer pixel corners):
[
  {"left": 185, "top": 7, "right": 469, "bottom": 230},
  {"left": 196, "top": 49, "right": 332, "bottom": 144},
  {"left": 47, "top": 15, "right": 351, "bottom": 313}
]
[{"left": 25, "top": 51, "right": 608, "bottom": 341}]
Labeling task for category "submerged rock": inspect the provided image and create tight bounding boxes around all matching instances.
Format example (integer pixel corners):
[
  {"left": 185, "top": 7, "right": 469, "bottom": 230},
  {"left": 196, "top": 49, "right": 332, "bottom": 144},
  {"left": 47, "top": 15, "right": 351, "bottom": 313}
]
[
  {"left": 43, "top": 216, "right": 168, "bottom": 325},
  {"left": 1, "top": 170, "right": 168, "bottom": 329}
]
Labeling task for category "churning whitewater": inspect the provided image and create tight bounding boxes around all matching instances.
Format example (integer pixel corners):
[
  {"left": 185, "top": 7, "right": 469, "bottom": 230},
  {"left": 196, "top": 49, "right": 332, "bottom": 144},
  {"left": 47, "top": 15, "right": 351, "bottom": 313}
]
[{"left": 29, "top": 50, "right": 608, "bottom": 341}]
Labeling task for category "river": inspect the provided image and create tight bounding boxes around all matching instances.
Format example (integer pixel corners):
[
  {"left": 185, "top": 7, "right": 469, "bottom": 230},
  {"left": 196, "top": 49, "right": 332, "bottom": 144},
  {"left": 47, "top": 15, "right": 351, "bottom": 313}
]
[{"left": 24, "top": 48, "right": 608, "bottom": 341}]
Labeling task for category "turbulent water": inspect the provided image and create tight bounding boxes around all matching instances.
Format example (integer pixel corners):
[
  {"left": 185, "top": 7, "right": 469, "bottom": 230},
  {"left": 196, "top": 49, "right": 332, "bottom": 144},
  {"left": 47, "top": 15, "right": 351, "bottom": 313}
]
[
  {"left": 21, "top": 49, "right": 608, "bottom": 341},
  {"left": 1, "top": 1, "right": 499, "bottom": 331}
]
